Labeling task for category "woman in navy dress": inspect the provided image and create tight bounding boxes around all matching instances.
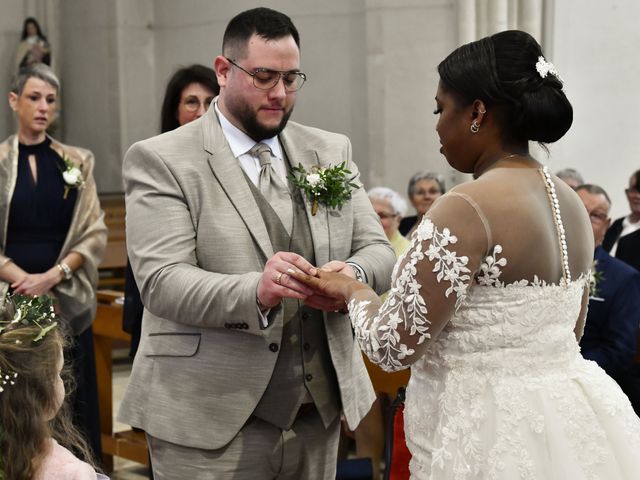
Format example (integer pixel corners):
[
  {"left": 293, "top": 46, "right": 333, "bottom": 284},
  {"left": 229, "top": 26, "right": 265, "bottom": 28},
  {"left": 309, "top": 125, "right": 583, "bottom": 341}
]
[{"left": 0, "top": 64, "right": 107, "bottom": 462}]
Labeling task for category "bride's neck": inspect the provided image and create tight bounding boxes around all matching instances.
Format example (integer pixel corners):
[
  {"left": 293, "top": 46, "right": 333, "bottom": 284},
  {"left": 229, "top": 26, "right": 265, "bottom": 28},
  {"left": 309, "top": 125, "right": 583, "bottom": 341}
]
[{"left": 473, "top": 144, "right": 536, "bottom": 178}]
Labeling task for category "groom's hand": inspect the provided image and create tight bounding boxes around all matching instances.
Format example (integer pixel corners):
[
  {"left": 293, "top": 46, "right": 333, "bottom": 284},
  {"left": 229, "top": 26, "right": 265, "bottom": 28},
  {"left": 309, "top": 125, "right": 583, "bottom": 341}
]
[{"left": 257, "top": 252, "right": 317, "bottom": 309}]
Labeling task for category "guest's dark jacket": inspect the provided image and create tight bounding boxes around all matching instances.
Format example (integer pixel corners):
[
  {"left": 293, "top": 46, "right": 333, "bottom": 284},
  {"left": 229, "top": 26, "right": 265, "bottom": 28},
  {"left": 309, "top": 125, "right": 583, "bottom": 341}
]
[
  {"left": 399, "top": 216, "right": 418, "bottom": 236},
  {"left": 602, "top": 217, "right": 640, "bottom": 272},
  {"left": 580, "top": 246, "right": 640, "bottom": 380}
]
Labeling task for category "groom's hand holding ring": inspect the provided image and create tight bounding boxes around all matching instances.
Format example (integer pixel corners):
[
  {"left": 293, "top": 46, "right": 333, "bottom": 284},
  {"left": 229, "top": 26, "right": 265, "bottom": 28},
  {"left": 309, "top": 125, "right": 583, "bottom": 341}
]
[{"left": 257, "top": 251, "right": 317, "bottom": 309}]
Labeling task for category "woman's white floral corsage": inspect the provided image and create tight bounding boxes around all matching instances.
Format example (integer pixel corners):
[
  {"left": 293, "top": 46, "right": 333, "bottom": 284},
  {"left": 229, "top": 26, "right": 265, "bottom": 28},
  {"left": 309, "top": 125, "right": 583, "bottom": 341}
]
[
  {"left": 60, "top": 154, "right": 84, "bottom": 199},
  {"left": 589, "top": 260, "right": 604, "bottom": 298},
  {"left": 289, "top": 162, "right": 359, "bottom": 215}
]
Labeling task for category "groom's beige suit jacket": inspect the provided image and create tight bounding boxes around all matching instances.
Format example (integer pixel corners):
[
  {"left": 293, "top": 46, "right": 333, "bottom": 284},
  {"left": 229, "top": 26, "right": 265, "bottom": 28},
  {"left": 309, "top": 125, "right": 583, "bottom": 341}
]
[{"left": 118, "top": 107, "right": 395, "bottom": 450}]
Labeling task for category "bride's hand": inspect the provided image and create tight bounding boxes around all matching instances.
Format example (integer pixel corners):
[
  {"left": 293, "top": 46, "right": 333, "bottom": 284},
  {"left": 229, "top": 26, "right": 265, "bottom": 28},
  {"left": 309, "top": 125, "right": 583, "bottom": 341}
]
[{"left": 288, "top": 269, "right": 368, "bottom": 310}]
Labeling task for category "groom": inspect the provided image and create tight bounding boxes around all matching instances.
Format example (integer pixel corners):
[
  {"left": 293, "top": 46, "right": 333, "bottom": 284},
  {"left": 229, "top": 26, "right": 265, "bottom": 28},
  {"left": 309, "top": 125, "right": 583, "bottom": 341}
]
[{"left": 119, "top": 7, "right": 395, "bottom": 479}]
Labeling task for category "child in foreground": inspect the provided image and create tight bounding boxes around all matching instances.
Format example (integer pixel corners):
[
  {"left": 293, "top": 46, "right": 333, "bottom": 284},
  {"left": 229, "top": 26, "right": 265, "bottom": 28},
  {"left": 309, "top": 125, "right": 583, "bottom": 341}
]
[{"left": 0, "top": 295, "right": 107, "bottom": 480}]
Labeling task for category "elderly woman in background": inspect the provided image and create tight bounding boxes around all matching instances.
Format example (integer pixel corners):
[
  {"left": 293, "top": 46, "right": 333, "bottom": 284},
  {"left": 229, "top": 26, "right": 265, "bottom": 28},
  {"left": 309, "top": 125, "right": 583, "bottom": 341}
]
[
  {"left": 399, "top": 171, "right": 445, "bottom": 236},
  {"left": 556, "top": 167, "right": 584, "bottom": 190},
  {"left": 352, "top": 187, "right": 411, "bottom": 480},
  {"left": 0, "top": 64, "right": 107, "bottom": 460}
]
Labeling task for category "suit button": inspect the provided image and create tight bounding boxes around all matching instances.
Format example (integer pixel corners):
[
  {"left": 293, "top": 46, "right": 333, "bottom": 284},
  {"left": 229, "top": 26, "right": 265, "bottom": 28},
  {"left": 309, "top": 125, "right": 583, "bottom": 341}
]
[
  {"left": 305, "top": 374, "right": 313, "bottom": 381},
  {"left": 303, "top": 342, "right": 310, "bottom": 351},
  {"left": 242, "top": 323, "right": 249, "bottom": 329},
  {"left": 269, "top": 343, "right": 279, "bottom": 352},
  {"left": 302, "top": 312, "right": 310, "bottom": 320}
]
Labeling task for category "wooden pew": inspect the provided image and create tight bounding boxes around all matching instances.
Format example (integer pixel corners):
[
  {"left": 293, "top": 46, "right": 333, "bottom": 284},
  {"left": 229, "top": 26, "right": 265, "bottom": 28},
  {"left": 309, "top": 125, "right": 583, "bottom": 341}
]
[
  {"left": 93, "top": 290, "right": 149, "bottom": 471},
  {"left": 94, "top": 194, "right": 148, "bottom": 471},
  {"left": 98, "top": 194, "right": 127, "bottom": 289}
]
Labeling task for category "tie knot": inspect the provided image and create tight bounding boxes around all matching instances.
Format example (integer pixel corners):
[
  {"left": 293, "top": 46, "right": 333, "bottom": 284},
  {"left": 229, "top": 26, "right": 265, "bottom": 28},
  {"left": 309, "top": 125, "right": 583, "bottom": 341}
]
[{"left": 250, "top": 143, "right": 272, "bottom": 168}]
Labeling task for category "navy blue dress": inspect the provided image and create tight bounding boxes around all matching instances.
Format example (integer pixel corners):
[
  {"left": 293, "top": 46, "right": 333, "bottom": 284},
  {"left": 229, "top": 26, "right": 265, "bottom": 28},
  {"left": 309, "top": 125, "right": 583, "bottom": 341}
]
[
  {"left": 5, "top": 137, "right": 77, "bottom": 270},
  {"left": 4, "top": 138, "right": 102, "bottom": 462}
]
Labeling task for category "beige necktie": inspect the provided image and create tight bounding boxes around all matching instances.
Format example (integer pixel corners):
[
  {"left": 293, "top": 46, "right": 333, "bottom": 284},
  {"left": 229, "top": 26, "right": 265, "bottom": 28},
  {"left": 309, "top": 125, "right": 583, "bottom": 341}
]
[{"left": 250, "top": 143, "right": 292, "bottom": 234}]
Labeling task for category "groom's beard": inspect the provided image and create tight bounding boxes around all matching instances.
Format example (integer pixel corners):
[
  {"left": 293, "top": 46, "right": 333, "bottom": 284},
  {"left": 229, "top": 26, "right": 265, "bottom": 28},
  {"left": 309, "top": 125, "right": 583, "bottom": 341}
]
[{"left": 227, "top": 96, "right": 294, "bottom": 142}]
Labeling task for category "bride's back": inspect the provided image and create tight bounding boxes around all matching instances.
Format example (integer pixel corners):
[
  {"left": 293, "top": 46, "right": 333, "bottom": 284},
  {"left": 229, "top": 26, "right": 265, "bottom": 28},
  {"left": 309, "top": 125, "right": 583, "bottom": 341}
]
[{"left": 451, "top": 166, "right": 593, "bottom": 287}]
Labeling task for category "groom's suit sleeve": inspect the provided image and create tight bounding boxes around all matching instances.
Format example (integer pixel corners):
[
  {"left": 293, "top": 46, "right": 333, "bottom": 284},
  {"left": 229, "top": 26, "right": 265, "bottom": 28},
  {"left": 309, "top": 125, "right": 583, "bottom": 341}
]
[{"left": 123, "top": 140, "right": 266, "bottom": 334}]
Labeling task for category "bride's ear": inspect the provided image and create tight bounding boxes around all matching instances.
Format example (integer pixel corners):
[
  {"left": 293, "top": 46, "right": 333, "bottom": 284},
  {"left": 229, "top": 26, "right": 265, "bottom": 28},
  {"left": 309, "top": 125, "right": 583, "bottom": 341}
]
[{"left": 471, "top": 99, "right": 487, "bottom": 124}]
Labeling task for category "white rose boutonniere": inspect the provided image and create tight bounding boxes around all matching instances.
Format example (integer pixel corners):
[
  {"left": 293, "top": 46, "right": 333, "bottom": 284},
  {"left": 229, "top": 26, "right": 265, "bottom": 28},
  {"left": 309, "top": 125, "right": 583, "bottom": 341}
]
[
  {"left": 59, "top": 154, "right": 85, "bottom": 199},
  {"left": 289, "top": 162, "right": 359, "bottom": 215}
]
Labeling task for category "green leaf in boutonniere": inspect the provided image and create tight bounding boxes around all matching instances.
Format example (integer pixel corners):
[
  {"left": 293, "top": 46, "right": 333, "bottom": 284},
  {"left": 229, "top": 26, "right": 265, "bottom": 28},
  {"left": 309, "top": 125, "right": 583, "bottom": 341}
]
[
  {"left": 57, "top": 153, "right": 84, "bottom": 199},
  {"left": 589, "top": 260, "right": 604, "bottom": 297},
  {"left": 288, "top": 162, "right": 360, "bottom": 215}
]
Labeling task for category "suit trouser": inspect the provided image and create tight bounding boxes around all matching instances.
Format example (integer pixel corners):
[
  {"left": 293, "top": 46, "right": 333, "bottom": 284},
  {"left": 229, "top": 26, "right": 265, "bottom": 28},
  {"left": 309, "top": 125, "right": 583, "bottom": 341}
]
[{"left": 147, "top": 406, "right": 341, "bottom": 480}]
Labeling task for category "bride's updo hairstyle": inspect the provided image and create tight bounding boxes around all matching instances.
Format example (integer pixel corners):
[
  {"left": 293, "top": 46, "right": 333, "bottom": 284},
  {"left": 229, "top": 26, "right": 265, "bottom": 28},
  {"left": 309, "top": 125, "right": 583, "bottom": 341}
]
[{"left": 437, "top": 30, "right": 572, "bottom": 144}]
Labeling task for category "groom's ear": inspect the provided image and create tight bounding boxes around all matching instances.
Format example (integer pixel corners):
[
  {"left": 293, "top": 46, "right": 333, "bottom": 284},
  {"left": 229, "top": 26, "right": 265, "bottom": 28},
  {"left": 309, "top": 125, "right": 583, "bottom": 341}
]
[{"left": 214, "top": 56, "right": 231, "bottom": 88}]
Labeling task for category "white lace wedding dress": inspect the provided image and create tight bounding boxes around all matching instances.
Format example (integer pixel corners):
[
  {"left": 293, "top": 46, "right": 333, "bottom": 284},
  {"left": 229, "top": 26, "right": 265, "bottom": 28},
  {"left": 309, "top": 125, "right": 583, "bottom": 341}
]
[{"left": 348, "top": 167, "right": 640, "bottom": 479}]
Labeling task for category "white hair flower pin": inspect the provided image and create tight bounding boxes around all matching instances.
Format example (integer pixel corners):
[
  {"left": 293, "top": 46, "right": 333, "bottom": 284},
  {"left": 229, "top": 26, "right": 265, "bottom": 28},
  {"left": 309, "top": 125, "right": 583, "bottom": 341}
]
[{"left": 535, "top": 56, "right": 563, "bottom": 84}]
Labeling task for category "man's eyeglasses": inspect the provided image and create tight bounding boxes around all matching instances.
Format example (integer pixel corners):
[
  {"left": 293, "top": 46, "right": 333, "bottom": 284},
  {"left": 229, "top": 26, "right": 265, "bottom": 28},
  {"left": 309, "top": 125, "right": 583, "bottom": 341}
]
[
  {"left": 625, "top": 186, "right": 640, "bottom": 195},
  {"left": 181, "top": 97, "right": 214, "bottom": 113},
  {"left": 226, "top": 58, "right": 306, "bottom": 92}
]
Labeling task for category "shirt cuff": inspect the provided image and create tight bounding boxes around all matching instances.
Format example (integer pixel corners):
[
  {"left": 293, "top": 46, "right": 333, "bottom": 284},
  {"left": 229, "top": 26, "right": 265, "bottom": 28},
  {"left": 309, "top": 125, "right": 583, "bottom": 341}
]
[{"left": 346, "top": 262, "right": 367, "bottom": 284}]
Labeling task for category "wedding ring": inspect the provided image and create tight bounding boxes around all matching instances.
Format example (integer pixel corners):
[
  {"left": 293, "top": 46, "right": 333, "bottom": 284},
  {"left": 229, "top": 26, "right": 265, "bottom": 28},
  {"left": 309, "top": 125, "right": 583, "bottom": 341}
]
[{"left": 275, "top": 272, "right": 284, "bottom": 285}]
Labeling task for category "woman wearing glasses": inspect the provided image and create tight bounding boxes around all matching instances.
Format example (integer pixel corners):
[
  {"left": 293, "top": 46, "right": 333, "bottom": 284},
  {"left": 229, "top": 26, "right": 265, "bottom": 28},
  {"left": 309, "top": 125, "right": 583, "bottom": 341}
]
[
  {"left": 602, "top": 169, "right": 640, "bottom": 272},
  {"left": 123, "top": 64, "right": 219, "bottom": 358},
  {"left": 399, "top": 171, "right": 445, "bottom": 237}
]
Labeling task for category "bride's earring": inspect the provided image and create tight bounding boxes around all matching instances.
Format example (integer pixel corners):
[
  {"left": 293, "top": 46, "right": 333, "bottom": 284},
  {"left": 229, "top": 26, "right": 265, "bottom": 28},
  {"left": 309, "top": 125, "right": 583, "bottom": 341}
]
[{"left": 470, "top": 120, "right": 480, "bottom": 134}]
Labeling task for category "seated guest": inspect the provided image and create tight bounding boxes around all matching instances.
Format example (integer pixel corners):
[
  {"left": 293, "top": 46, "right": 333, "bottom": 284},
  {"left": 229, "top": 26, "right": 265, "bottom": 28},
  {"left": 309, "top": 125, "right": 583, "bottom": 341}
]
[
  {"left": 398, "top": 171, "right": 445, "bottom": 236},
  {"left": 576, "top": 185, "right": 640, "bottom": 412},
  {"left": 603, "top": 169, "right": 640, "bottom": 272},
  {"left": 556, "top": 167, "right": 584, "bottom": 190}
]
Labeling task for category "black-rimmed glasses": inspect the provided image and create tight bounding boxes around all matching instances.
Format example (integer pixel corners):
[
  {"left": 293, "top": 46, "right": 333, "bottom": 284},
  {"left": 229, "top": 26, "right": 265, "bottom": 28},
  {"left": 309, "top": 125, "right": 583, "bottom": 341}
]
[{"left": 226, "top": 57, "right": 306, "bottom": 92}]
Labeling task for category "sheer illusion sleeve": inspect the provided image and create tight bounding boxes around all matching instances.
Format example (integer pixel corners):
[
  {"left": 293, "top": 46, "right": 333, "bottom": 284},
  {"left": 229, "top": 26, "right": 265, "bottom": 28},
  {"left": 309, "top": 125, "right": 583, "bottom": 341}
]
[{"left": 347, "top": 192, "right": 491, "bottom": 371}]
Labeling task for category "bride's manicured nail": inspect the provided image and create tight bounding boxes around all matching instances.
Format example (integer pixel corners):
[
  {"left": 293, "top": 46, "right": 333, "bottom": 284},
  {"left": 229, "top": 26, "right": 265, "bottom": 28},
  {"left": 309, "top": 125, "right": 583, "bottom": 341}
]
[{"left": 309, "top": 267, "right": 317, "bottom": 276}]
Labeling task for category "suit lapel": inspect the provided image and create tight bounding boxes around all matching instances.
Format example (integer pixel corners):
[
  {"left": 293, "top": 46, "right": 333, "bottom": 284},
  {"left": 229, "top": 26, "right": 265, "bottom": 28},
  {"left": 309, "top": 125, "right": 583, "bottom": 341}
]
[
  {"left": 202, "top": 108, "right": 274, "bottom": 261},
  {"left": 280, "top": 130, "right": 330, "bottom": 267}
]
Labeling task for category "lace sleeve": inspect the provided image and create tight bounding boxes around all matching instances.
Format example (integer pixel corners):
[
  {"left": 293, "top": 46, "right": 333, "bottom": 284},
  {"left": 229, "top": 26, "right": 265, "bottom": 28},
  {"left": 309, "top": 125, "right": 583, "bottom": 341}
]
[{"left": 347, "top": 192, "right": 490, "bottom": 371}]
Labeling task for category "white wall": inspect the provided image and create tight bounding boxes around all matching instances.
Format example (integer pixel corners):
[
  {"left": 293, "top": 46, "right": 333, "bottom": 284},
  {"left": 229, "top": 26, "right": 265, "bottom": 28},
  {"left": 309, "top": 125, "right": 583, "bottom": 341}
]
[{"left": 549, "top": 0, "right": 640, "bottom": 219}]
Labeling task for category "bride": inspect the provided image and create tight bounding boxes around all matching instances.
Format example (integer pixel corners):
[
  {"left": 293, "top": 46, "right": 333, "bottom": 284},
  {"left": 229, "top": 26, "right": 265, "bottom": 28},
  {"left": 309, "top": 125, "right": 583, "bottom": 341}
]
[{"left": 292, "top": 30, "right": 640, "bottom": 479}]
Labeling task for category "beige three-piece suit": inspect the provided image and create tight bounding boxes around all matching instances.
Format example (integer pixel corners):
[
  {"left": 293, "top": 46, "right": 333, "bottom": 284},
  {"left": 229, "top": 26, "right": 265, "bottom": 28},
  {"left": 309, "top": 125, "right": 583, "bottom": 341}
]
[{"left": 118, "top": 105, "right": 395, "bottom": 475}]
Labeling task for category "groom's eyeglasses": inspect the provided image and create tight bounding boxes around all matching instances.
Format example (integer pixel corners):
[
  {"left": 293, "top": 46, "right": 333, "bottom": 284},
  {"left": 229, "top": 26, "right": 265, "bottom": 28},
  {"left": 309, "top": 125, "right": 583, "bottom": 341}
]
[
  {"left": 625, "top": 186, "right": 640, "bottom": 195},
  {"left": 225, "top": 58, "right": 307, "bottom": 92}
]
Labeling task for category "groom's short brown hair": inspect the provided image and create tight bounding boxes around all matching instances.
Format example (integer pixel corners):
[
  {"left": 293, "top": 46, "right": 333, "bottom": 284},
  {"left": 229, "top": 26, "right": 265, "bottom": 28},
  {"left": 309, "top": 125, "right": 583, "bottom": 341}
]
[{"left": 222, "top": 7, "right": 300, "bottom": 60}]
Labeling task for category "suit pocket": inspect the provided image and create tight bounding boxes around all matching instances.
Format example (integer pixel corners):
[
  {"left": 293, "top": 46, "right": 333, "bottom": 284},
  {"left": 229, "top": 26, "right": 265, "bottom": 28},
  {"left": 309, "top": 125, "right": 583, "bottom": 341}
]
[{"left": 145, "top": 333, "right": 201, "bottom": 357}]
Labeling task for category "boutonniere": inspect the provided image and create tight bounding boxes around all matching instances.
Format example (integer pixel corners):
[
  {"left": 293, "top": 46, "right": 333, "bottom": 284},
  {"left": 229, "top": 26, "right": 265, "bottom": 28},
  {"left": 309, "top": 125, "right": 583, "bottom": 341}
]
[
  {"left": 289, "top": 162, "right": 359, "bottom": 215},
  {"left": 59, "top": 154, "right": 84, "bottom": 199},
  {"left": 589, "top": 260, "right": 604, "bottom": 298}
]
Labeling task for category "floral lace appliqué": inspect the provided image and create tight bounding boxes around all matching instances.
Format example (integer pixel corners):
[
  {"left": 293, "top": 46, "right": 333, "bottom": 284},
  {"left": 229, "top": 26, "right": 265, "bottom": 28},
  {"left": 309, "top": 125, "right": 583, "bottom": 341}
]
[{"left": 348, "top": 218, "right": 471, "bottom": 371}]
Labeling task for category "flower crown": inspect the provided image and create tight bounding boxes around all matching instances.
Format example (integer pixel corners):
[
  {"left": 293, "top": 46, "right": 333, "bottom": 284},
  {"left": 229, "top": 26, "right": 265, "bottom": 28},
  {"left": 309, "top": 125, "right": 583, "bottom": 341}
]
[
  {"left": 0, "top": 294, "right": 58, "bottom": 395},
  {"left": 535, "top": 56, "right": 563, "bottom": 84}
]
